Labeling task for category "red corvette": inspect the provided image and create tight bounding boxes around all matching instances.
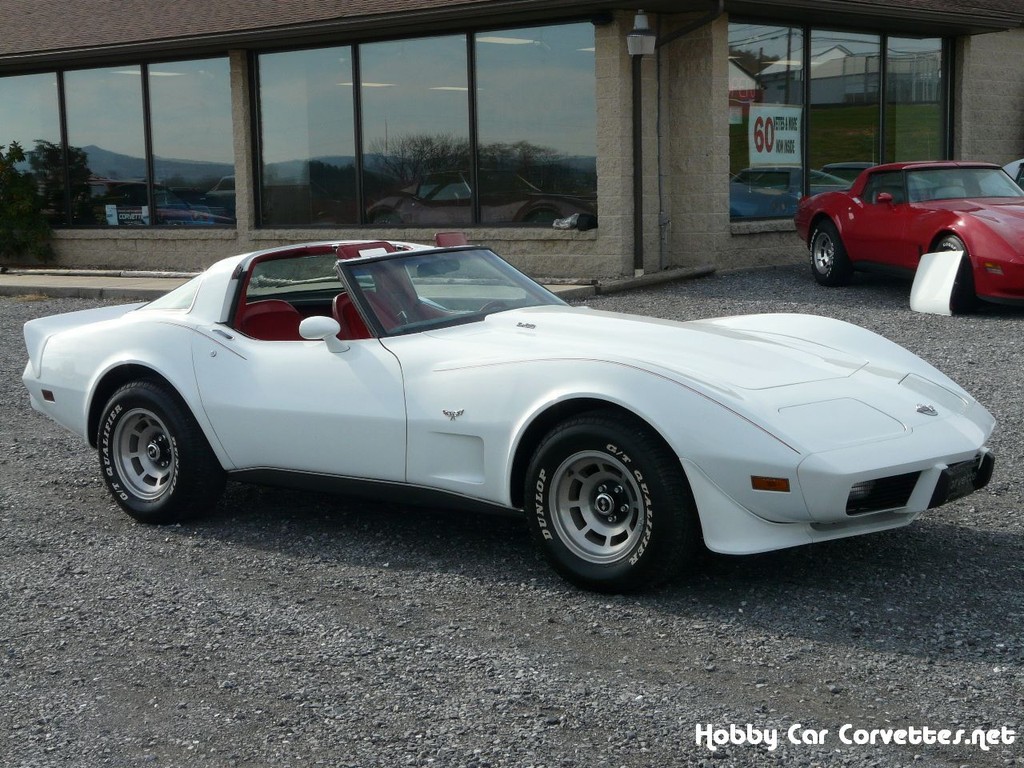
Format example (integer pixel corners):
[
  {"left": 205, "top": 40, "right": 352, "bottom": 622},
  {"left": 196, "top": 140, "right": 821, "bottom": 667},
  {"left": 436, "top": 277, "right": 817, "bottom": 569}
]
[{"left": 794, "top": 161, "right": 1024, "bottom": 308}]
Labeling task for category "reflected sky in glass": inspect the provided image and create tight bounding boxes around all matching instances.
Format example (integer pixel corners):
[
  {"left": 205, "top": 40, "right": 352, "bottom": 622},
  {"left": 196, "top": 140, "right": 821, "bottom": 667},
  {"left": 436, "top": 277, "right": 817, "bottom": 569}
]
[
  {"left": 360, "top": 35, "right": 469, "bottom": 156},
  {"left": 476, "top": 23, "right": 595, "bottom": 158},
  {"left": 259, "top": 47, "right": 356, "bottom": 167},
  {"left": 0, "top": 72, "right": 60, "bottom": 160},
  {"left": 65, "top": 65, "right": 146, "bottom": 177},
  {"left": 149, "top": 58, "right": 233, "bottom": 168}
]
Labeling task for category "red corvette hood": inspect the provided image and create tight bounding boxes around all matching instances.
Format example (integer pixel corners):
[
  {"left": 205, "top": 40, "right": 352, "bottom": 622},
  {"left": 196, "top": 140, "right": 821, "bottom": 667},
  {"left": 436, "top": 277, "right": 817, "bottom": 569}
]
[
  {"left": 937, "top": 198, "right": 1024, "bottom": 238},
  {"left": 937, "top": 197, "right": 1024, "bottom": 219}
]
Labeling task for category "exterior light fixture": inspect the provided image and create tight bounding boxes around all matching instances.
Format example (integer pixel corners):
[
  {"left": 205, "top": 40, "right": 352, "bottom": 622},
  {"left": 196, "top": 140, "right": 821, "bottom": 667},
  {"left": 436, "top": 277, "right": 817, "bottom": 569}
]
[{"left": 627, "top": 10, "right": 657, "bottom": 56}]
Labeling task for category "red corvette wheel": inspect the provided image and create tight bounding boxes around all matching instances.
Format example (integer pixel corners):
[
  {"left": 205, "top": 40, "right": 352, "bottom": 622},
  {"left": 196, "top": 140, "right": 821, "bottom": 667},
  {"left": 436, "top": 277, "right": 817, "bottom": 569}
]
[
  {"left": 809, "top": 220, "right": 853, "bottom": 287},
  {"left": 935, "top": 234, "right": 979, "bottom": 314}
]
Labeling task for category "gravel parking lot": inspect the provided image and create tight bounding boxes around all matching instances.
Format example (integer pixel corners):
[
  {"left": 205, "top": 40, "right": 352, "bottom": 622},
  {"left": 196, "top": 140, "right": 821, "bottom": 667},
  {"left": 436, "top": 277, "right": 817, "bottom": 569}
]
[{"left": 1, "top": 264, "right": 1022, "bottom": 767}]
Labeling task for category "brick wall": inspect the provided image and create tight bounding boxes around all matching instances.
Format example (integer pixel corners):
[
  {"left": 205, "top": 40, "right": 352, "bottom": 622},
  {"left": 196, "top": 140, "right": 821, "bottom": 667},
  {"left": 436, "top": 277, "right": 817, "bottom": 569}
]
[{"left": 954, "top": 27, "right": 1024, "bottom": 165}]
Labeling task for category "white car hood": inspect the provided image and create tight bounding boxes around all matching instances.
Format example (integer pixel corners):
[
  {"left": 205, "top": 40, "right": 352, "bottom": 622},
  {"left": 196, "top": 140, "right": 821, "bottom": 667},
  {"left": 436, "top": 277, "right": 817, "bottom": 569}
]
[
  {"left": 428, "top": 306, "right": 867, "bottom": 391},
  {"left": 416, "top": 305, "right": 989, "bottom": 453}
]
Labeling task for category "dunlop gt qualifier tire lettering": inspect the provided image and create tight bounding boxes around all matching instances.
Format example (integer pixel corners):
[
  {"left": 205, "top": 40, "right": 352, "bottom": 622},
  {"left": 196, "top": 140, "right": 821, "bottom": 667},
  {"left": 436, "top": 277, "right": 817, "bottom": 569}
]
[
  {"left": 98, "top": 380, "right": 225, "bottom": 524},
  {"left": 524, "top": 410, "right": 699, "bottom": 592}
]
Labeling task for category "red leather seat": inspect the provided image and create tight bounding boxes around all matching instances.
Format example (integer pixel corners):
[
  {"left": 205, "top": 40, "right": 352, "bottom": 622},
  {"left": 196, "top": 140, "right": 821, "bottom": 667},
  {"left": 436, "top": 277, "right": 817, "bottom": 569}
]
[
  {"left": 237, "top": 300, "right": 302, "bottom": 341},
  {"left": 332, "top": 293, "right": 372, "bottom": 340},
  {"left": 434, "top": 231, "right": 468, "bottom": 246}
]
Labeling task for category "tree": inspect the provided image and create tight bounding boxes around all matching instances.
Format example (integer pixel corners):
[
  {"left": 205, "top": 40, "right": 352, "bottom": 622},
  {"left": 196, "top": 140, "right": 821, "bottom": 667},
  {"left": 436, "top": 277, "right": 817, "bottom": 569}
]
[
  {"left": 367, "top": 133, "right": 471, "bottom": 185},
  {"left": 0, "top": 141, "right": 54, "bottom": 262}
]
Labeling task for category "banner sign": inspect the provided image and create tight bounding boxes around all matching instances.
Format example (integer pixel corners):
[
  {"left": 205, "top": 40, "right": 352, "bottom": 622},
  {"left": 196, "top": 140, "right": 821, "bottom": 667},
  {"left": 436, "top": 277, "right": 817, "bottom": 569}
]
[{"left": 748, "top": 105, "right": 801, "bottom": 166}]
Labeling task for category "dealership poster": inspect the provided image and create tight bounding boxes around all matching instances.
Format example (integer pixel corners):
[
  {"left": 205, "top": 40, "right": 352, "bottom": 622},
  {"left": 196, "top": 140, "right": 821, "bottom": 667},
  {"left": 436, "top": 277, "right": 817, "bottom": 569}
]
[
  {"left": 105, "top": 204, "right": 150, "bottom": 226},
  {"left": 748, "top": 105, "right": 801, "bottom": 166}
]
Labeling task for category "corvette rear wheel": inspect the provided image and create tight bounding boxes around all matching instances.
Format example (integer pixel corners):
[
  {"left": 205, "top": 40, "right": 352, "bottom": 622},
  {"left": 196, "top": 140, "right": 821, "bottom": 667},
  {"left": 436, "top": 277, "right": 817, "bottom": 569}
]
[
  {"left": 525, "top": 410, "right": 700, "bottom": 592},
  {"left": 935, "top": 234, "right": 979, "bottom": 314},
  {"left": 809, "top": 220, "right": 853, "bottom": 286},
  {"left": 98, "top": 381, "right": 225, "bottom": 524}
]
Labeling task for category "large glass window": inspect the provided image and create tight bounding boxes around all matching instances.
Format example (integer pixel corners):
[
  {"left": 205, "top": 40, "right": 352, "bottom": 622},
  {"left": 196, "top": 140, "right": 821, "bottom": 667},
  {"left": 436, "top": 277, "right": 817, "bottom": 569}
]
[
  {"left": 149, "top": 58, "right": 235, "bottom": 225},
  {"left": 258, "top": 47, "right": 357, "bottom": 226},
  {"left": 361, "top": 36, "right": 471, "bottom": 225},
  {"left": 808, "top": 31, "right": 880, "bottom": 173},
  {"left": 475, "top": 25, "right": 597, "bottom": 224},
  {"left": 9, "top": 57, "right": 235, "bottom": 228},
  {"left": 0, "top": 72, "right": 64, "bottom": 224},
  {"left": 728, "top": 22, "right": 948, "bottom": 220},
  {"left": 254, "top": 21, "right": 597, "bottom": 228},
  {"left": 65, "top": 66, "right": 147, "bottom": 225},
  {"left": 728, "top": 24, "right": 805, "bottom": 219},
  {"left": 885, "top": 38, "right": 944, "bottom": 161}
]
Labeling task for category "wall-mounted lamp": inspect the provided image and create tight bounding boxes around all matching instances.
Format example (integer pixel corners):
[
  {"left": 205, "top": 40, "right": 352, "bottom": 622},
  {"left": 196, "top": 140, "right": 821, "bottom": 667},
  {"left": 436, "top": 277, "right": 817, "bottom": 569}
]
[{"left": 626, "top": 10, "right": 657, "bottom": 57}]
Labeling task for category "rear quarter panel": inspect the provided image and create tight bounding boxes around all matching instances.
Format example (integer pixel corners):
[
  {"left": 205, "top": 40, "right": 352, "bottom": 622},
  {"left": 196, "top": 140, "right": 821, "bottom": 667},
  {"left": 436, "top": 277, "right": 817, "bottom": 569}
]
[
  {"left": 26, "top": 312, "right": 232, "bottom": 467},
  {"left": 794, "top": 191, "right": 855, "bottom": 242}
]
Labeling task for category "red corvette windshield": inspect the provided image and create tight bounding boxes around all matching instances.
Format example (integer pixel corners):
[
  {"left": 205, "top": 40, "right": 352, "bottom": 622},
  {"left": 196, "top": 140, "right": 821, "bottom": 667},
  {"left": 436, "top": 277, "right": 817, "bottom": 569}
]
[{"left": 906, "top": 168, "right": 1024, "bottom": 203}]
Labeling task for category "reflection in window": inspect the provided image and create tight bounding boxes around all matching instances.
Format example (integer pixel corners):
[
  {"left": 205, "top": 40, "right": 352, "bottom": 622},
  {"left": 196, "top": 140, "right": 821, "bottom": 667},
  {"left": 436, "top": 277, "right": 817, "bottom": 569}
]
[
  {"left": 0, "top": 72, "right": 65, "bottom": 224},
  {"left": 361, "top": 36, "right": 470, "bottom": 226},
  {"left": 258, "top": 47, "right": 357, "bottom": 226},
  {"left": 809, "top": 31, "right": 880, "bottom": 173},
  {"left": 251, "top": 23, "right": 597, "bottom": 229},
  {"left": 886, "top": 38, "right": 943, "bottom": 161},
  {"left": 149, "top": 59, "right": 235, "bottom": 226},
  {"left": 729, "top": 22, "right": 947, "bottom": 220},
  {"left": 728, "top": 24, "right": 804, "bottom": 219},
  {"left": 475, "top": 23, "right": 597, "bottom": 225},
  {"left": 65, "top": 65, "right": 147, "bottom": 226}
]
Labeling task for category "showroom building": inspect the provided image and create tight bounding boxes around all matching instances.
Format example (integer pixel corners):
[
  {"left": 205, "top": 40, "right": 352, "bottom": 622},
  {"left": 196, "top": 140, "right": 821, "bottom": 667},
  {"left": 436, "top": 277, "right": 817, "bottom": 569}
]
[{"left": 1, "top": 0, "right": 1022, "bottom": 278}]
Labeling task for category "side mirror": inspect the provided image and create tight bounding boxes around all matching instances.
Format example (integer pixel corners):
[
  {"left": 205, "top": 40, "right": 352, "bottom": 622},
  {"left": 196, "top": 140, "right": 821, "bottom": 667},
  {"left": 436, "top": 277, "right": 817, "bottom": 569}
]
[
  {"left": 299, "top": 316, "right": 349, "bottom": 353},
  {"left": 876, "top": 192, "right": 894, "bottom": 205}
]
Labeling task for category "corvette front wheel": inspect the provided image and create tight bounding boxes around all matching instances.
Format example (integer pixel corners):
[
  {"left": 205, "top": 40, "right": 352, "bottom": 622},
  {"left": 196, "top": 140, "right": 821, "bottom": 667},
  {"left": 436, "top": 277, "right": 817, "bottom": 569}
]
[
  {"left": 935, "top": 234, "right": 979, "bottom": 314},
  {"left": 524, "top": 411, "right": 700, "bottom": 592},
  {"left": 98, "top": 381, "right": 225, "bottom": 524},
  {"left": 809, "top": 220, "right": 853, "bottom": 286}
]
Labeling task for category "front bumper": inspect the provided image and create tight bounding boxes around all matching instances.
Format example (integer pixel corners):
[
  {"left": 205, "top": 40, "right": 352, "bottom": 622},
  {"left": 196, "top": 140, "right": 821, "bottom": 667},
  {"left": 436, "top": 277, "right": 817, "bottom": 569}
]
[{"left": 684, "top": 397, "right": 994, "bottom": 555}]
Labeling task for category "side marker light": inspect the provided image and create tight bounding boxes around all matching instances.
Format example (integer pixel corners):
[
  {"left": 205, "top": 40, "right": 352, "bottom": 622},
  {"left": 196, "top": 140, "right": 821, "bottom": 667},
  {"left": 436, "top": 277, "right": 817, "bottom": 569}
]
[{"left": 751, "top": 476, "right": 790, "bottom": 492}]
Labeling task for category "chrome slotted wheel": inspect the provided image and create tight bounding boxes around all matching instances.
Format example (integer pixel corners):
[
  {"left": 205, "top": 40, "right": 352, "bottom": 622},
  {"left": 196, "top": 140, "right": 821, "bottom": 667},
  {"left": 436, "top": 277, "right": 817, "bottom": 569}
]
[
  {"left": 808, "top": 220, "right": 852, "bottom": 286},
  {"left": 112, "top": 408, "right": 176, "bottom": 501},
  {"left": 812, "top": 230, "right": 834, "bottom": 274},
  {"left": 549, "top": 450, "right": 645, "bottom": 565}
]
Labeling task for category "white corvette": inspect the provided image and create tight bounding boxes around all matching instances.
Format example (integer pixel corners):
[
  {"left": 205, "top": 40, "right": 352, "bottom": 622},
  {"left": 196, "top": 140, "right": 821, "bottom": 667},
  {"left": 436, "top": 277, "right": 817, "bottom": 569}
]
[{"left": 22, "top": 237, "right": 995, "bottom": 591}]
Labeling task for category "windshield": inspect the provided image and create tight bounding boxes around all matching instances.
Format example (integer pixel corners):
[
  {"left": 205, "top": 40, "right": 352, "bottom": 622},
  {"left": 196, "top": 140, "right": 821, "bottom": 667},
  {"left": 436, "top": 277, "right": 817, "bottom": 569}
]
[
  {"left": 341, "top": 247, "right": 566, "bottom": 335},
  {"left": 906, "top": 168, "right": 1024, "bottom": 202}
]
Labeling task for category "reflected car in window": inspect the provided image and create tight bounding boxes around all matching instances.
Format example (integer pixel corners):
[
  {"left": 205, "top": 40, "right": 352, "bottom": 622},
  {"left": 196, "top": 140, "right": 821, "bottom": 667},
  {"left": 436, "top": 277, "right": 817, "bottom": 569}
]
[
  {"left": 820, "top": 162, "right": 874, "bottom": 184},
  {"left": 84, "top": 178, "right": 234, "bottom": 226},
  {"left": 729, "top": 166, "right": 849, "bottom": 219},
  {"left": 366, "top": 170, "right": 596, "bottom": 226},
  {"left": 795, "top": 161, "right": 1024, "bottom": 309}
]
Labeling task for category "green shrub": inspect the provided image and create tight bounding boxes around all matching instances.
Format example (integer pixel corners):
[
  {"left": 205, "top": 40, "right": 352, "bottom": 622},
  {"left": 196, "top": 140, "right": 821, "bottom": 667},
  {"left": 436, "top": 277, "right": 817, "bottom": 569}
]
[{"left": 0, "top": 141, "right": 54, "bottom": 263}]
